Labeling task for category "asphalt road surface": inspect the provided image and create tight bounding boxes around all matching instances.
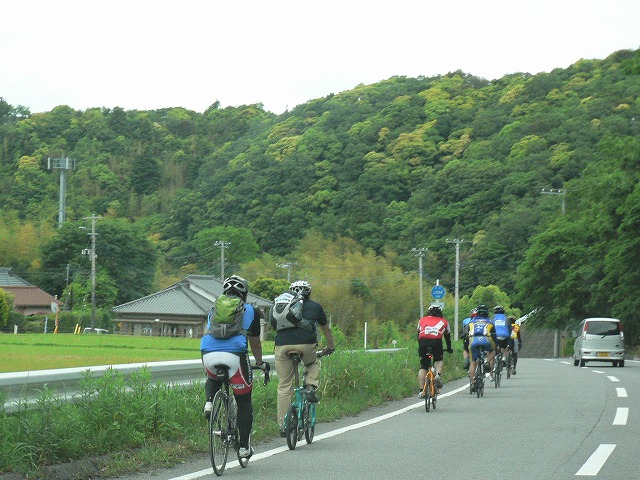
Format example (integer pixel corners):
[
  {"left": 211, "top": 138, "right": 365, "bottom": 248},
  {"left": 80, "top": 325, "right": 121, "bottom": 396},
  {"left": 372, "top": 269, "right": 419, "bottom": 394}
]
[{"left": 109, "top": 357, "right": 639, "bottom": 480}]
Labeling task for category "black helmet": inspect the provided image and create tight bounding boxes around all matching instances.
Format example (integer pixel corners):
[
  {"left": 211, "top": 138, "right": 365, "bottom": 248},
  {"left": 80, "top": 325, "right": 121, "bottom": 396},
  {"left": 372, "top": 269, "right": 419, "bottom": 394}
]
[
  {"left": 290, "top": 280, "right": 311, "bottom": 298},
  {"left": 223, "top": 275, "right": 249, "bottom": 301},
  {"left": 427, "top": 305, "right": 443, "bottom": 317},
  {"left": 494, "top": 305, "right": 505, "bottom": 314},
  {"left": 476, "top": 304, "right": 489, "bottom": 317}
]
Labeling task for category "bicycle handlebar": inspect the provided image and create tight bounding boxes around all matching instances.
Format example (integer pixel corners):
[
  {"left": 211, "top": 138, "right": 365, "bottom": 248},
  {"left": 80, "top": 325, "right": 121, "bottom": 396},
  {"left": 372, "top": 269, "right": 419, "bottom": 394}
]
[
  {"left": 252, "top": 362, "right": 271, "bottom": 385},
  {"left": 317, "top": 347, "right": 335, "bottom": 358}
]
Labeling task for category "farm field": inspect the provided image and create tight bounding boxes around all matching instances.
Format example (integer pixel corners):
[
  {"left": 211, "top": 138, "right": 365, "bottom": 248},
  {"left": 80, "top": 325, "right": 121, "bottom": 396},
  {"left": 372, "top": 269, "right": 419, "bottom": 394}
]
[{"left": 0, "top": 333, "right": 275, "bottom": 372}]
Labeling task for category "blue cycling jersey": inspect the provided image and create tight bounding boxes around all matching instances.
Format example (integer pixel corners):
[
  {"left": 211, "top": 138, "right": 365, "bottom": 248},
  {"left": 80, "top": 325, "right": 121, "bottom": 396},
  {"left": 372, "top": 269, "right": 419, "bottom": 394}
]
[{"left": 492, "top": 313, "right": 511, "bottom": 338}]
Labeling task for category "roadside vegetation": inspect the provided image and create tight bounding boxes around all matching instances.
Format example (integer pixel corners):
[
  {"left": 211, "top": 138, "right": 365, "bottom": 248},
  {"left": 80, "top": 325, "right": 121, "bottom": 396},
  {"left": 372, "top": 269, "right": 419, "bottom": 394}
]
[{"left": 0, "top": 334, "right": 466, "bottom": 479}]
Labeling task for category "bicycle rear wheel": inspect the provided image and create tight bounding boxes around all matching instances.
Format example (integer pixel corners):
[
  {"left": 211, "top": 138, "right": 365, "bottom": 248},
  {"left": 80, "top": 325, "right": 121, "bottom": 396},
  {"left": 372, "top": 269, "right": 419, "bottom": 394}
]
[
  {"left": 476, "top": 364, "right": 482, "bottom": 398},
  {"left": 506, "top": 352, "right": 512, "bottom": 379},
  {"left": 305, "top": 403, "right": 316, "bottom": 444},
  {"left": 432, "top": 381, "right": 437, "bottom": 410},
  {"left": 285, "top": 404, "right": 299, "bottom": 450},
  {"left": 425, "top": 376, "right": 432, "bottom": 412},
  {"left": 209, "top": 391, "right": 229, "bottom": 476}
]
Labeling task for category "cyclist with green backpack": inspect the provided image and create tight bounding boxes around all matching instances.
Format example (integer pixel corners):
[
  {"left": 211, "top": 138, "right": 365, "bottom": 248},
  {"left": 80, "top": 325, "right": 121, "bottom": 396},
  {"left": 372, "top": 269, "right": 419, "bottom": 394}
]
[{"left": 200, "top": 275, "right": 267, "bottom": 459}]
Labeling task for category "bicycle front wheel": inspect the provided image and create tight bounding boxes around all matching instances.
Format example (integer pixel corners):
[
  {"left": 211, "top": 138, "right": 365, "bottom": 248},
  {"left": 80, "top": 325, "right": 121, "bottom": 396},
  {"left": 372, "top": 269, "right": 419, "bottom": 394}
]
[
  {"left": 285, "top": 404, "right": 299, "bottom": 450},
  {"left": 305, "top": 402, "right": 316, "bottom": 444},
  {"left": 209, "top": 391, "right": 229, "bottom": 476}
]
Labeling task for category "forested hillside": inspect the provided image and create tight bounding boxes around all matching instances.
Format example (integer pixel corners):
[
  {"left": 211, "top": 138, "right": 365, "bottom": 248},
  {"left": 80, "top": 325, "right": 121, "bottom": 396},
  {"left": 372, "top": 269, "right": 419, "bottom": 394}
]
[{"left": 1, "top": 48, "right": 638, "bottom": 341}]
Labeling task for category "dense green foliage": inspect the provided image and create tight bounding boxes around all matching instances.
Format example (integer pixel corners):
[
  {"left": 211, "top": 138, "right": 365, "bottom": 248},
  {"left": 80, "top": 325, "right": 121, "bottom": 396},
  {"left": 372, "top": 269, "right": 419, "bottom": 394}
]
[{"left": 0, "top": 49, "right": 639, "bottom": 341}]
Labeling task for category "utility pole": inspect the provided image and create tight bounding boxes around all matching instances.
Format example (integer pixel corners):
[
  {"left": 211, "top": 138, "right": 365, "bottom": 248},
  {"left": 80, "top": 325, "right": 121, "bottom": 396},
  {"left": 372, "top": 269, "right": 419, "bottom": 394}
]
[
  {"left": 446, "top": 238, "right": 466, "bottom": 341},
  {"left": 541, "top": 188, "right": 566, "bottom": 357},
  {"left": 214, "top": 241, "right": 230, "bottom": 282},
  {"left": 48, "top": 157, "right": 77, "bottom": 228},
  {"left": 277, "top": 262, "right": 297, "bottom": 282},
  {"left": 541, "top": 188, "right": 566, "bottom": 215},
  {"left": 411, "top": 248, "right": 428, "bottom": 318},
  {"left": 81, "top": 215, "right": 99, "bottom": 328}
]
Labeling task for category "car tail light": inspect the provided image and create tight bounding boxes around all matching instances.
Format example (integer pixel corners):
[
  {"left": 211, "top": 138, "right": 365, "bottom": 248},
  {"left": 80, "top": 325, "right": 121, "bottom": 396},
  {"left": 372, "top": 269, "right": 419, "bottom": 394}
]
[
  {"left": 619, "top": 322, "right": 624, "bottom": 340},
  {"left": 582, "top": 322, "right": 588, "bottom": 340}
]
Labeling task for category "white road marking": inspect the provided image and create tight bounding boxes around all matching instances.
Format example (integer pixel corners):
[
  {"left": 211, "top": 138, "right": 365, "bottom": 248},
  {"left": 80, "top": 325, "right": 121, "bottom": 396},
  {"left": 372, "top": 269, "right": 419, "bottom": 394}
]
[
  {"left": 561, "top": 361, "right": 572, "bottom": 365},
  {"left": 170, "top": 385, "right": 469, "bottom": 479},
  {"left": 576, "top": 444, "right": 616, "bottom": 476},
  {"left": 607, "top": 376, "right": 620, "bottom": 382},
  {"left": 592, "top": 370, "right": 604, "bottom": 374},
  {"left": 616, "top": 387, "right": 627, "bottom": 398},
  {"left": 612, "top": 407, "right": 629, "bottom": 426}
]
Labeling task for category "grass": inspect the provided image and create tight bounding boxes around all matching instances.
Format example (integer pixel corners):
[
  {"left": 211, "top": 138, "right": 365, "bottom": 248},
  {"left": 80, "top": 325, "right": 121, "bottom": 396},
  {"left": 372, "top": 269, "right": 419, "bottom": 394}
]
[
  {"left": 0, "top": 334, "right": 274, "bottom": 372},
  {"left": 0, "top": 334, "right": 465, "bottom": 478}
]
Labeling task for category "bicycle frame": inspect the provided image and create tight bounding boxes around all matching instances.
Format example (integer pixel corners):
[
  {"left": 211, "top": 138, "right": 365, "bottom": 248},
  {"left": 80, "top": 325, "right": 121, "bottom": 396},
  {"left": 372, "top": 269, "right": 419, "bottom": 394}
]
[
  {"left": 284, "top": 349, "right": 327, "bottom": 450},
  {"left": 420, "top": 351, "right": 438, "bottom": 412}
]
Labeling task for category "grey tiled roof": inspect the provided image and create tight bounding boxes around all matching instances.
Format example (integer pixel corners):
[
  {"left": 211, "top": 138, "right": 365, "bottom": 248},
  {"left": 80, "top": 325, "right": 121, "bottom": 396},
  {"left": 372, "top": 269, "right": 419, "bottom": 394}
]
[
  {"left": 0, "top": 267, "right": 32, "bottom": 287},
  {"left": 113, "top": 275, "right": 272, "bottom": 317}
]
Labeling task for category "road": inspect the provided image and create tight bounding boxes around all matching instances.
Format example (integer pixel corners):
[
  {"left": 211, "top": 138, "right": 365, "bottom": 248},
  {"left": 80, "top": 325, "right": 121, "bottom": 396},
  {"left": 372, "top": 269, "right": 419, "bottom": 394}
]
[{"left": 110, "top": 358, "right": 639, "bottom": 480}]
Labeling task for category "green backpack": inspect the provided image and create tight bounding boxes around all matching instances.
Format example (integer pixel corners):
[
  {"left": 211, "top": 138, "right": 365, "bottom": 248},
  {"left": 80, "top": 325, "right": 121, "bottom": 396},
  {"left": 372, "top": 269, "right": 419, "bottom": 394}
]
[{"left": 207, "top": 294, "right": 246, "bottom": 339}]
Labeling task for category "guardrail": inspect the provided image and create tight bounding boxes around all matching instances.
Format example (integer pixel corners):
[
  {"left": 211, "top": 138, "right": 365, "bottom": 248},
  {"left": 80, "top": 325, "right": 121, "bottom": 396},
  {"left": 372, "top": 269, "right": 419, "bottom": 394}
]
[
  {"left": 0, "top": 356, "right": 275, "bottom": 412},
  {"left": 0, "top": 349, "right": 402, "bottom": 413}
]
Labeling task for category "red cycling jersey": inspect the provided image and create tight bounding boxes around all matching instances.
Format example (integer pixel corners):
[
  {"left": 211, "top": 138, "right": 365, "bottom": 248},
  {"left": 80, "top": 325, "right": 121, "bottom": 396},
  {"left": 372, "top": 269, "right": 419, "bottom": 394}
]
[{"left": 417, "top": 315, "right": 451, "bottom": 340}]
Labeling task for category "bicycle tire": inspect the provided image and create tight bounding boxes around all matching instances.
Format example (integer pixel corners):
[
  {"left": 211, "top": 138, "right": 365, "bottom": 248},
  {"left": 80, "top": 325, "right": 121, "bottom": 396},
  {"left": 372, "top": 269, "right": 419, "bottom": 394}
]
[
  {"left": 432, "top": 381, "right": 437, "bottom": 410},
  {"left": 285, "top": 404, "right": 298, "bottom": 450},
  {"left": 209, "top": 391, "right": 229, "bottom": 476},
  {"left": 304, "top": 402, "right": 315, "bottom": 444},
  {"left": 506, "top": 352, "right": 512, "bottom": 379},
  {"left": 425, "top": 375, "right": 432, "bottom": 412}
]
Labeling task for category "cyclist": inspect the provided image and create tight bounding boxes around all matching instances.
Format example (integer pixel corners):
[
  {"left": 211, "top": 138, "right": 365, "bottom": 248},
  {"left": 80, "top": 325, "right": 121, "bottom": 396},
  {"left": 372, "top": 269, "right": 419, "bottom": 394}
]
[
  {"left": 461, "top": 308, "right": 477, "bottom": 371},
  {"left": 417, "top": 304, "right": 453, "bottom": 397},
  {"left": 200, "top": 275, "right": 266, "bottom": 459},
  {"left": 468, "top": 304, "right": 497, "bottom": 390},
  {"left": 492, "top": 306, "right": 512, "bottom": 367},
  {"left": 508, "top": 315, "right": 522, "bottom": 374},
  {"left": 272, "top": 280, "right": 335, "bottom": 438}
]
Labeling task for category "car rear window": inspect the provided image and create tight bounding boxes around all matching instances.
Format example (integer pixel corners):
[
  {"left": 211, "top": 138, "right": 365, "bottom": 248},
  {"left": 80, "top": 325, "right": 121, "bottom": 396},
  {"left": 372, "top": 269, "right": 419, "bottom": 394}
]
[{"left": 586, "top": 321, "right": 620, "bottom": 336}]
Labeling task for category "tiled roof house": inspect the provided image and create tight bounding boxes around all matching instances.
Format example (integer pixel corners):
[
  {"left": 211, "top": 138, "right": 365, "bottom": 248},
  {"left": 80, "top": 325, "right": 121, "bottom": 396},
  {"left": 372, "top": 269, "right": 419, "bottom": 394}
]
[
  {"left": 112, "top": 275, "right": 272, "bottom": 337},
  {"left": 0, "top": 267, "right": 63, "bottom": 316}
]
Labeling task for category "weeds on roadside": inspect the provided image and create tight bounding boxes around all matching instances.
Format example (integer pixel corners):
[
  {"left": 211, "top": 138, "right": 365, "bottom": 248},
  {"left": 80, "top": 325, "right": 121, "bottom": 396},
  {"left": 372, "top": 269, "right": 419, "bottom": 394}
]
[{"left": 0, "top": 347, "right": 463, "bottom": 478}]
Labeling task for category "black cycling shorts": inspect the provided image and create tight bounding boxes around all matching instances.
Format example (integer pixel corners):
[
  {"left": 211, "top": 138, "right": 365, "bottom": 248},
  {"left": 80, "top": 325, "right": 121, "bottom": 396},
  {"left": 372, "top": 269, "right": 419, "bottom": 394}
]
[{"left": 418, "top": 338, "right": 444, "bottom": 369}]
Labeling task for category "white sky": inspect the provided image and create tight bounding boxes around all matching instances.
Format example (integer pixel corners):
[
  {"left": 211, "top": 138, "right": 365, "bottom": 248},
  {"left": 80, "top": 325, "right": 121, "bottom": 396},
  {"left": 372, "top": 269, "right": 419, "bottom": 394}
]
[{"left": 1, "top": 0, "right": 639, "bottom": 115}]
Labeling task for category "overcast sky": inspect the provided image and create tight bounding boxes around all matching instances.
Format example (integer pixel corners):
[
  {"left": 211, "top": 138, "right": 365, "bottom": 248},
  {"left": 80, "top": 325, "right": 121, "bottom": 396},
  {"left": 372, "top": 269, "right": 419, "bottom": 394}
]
[{"left": 1, "top": 0, "right": 639, "bottom": 115}]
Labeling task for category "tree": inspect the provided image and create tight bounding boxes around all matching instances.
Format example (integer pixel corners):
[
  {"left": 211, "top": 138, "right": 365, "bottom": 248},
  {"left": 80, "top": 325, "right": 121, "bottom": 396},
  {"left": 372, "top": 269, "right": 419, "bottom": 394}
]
[
  {"left": 39, "top": 218, "right": 158, "bottom": 306},
  {"left": 0, "top": 288, "right": 13, "bottom": 328}
]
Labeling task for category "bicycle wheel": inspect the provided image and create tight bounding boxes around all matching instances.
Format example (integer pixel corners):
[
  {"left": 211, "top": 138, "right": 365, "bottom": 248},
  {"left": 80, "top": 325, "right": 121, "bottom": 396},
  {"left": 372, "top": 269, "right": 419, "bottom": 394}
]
[
  {"left": 285, "top": 404, "right": 298, "bottom": 450},
  {"left": 432, "top": 381, "right": 437, "bottom": 410},
  {"left": 209, "top": 391, "right": 229, "bottom": 476},
  {"left": 475, "top": 364, "right": 482, "bottom": 398},
  {"left": 425, "top": 376, "right": 432, "bottom": 412},
  {"left": 506, "top": 352, "right": 512, "bottom": 379},
  {"left": 304, "top": 402, "right": 315, "bottom": 444}
]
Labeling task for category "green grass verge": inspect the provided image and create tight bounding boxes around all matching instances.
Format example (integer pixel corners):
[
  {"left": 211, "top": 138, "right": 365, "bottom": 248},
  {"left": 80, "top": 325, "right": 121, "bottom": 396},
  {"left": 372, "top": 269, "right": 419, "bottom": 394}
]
[{"left": 0, "top": 335, "right": 467, "bottom": 478}]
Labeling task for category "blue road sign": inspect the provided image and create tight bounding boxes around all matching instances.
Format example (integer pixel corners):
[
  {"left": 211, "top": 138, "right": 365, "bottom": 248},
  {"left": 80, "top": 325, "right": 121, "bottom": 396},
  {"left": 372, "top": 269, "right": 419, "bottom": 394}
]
[{"left": 431, "top": 285, "right": 446, "bottom": 299}]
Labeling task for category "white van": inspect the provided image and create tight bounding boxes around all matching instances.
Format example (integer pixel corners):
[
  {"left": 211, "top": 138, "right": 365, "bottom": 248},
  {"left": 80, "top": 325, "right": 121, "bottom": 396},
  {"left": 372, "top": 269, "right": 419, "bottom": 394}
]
[
  {"left": 573, "top": 318, "right": 625, "bottom": 367},
  {"left": 83, "top": 327, "right": 109, "bottom": 334}
]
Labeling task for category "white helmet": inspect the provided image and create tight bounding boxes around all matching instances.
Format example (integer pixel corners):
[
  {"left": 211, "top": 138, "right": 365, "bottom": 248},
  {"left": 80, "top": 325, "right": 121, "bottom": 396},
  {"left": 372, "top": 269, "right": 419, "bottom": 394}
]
[{"left": 290, "top": 280, "right": 311, "bottom": 298}]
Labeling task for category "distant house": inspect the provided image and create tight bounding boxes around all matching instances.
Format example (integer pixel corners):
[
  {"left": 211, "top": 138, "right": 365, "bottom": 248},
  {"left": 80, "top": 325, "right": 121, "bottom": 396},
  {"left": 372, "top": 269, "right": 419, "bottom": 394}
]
[
  {"left": 112, "top": 275, "right": 272, "bottom": 337},
  {"left": 0, "top": 267, "right": 63, "bottom": 316}
]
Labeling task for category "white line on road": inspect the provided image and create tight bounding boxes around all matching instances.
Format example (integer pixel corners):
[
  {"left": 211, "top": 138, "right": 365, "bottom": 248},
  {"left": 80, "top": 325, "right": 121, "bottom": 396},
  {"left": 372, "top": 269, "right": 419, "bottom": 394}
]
[
  {"left": 612, "top": 407, "right": 629, "bottom": 426},
  {"left": 170, "top": 384, "right": 470, "bottom": 480},
  {"left": 561, "top": 361, "right": 572, "bottom": 365},
  {"left": 576, "top": 444, "right": 616, "bottom": 476},
  {"left": 607, "top": 376, "right": 620, "bottom": 382},
  {"left": 616, "top": 387, "right": 627, "bottom": 398},
  {"left": 592, "top": 370, "right": 604, "bottom": 374}
]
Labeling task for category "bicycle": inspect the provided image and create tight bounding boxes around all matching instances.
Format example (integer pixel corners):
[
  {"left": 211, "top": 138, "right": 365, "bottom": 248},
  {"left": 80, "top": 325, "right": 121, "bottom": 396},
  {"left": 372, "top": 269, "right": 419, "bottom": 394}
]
[
  {"left": 505, "top": 345, "right": 513, "bottom": 379},
  {"left": 419, "top": 348, "right": 438, "bottom": 412},
  {"left": 209, "top": 362, "right": 270, "bottom": 476},
  {"left": 284, "top": 348, "right": 332, "bottom": 450},
  {"left": 493, "top": 349, "right": 503, "bottom": 388},
  {"left": 470, "top": 349, "right": 487, "bottom": 398}
]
